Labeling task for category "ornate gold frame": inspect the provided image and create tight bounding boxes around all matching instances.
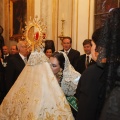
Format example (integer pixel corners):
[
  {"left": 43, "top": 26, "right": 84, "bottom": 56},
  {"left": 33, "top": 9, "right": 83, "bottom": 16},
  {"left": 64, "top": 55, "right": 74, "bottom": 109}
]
[{"left": 23, "top": 17, "right": 47, "bottom": 52}]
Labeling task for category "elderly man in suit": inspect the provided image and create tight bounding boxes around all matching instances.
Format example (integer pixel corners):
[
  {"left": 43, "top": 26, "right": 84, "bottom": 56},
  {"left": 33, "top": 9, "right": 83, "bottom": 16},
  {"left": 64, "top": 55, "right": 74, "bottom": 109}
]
[
  {"left": 76, "top": 39, "right": 96, "bottom": 74},
  {"left": 4, "top": 40, "right": 29, "bottom": 95},
  {"left": 61, "top": 36, "right": 80, "bottom": 71}
]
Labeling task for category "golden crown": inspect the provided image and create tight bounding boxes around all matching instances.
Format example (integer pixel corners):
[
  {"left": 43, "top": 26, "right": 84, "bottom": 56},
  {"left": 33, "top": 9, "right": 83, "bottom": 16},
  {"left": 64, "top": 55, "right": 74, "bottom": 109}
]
[{"left": 23, "top": 16, "right": 47, "bottom": 52}]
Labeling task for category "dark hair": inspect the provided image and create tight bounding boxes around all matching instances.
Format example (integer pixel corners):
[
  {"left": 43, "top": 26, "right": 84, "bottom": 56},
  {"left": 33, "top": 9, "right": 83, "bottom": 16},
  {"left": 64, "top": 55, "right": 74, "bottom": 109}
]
[
  {"left": 45, "top": 40, "right": 55, "bottom": 53},
  {"left": 92, "top": 27, "right": 103, "bottom": 46},
  {"left": 62, "top": 37, "right": 72, "bottom": 43},
  {"left": 83, "top": 39, "right": 92, "bottom": 46},
  {"left": 51, "top": 52, "right": 65, "bottom": 70},
  {"left": 44, "top": 47, "right": 53, "bottom": 53}
]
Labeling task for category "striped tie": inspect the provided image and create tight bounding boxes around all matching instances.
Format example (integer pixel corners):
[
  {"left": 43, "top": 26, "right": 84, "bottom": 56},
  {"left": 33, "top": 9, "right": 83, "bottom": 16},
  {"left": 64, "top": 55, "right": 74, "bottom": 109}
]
[{"left": 86, "top": 56, "right": 89, "bottom": 68}]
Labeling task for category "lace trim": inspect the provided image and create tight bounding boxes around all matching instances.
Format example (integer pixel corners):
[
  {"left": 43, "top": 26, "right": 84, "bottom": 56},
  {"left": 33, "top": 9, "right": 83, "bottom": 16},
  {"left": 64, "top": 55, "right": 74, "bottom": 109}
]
[
  {"left": 27, "top": 51, "right": 49, "bottom": 66},
  {"left": 97, "top": 46, "right": 106, "bottom": 63},
  {"left": 58, "top": 51, "right": 81, "bottom": 96}
]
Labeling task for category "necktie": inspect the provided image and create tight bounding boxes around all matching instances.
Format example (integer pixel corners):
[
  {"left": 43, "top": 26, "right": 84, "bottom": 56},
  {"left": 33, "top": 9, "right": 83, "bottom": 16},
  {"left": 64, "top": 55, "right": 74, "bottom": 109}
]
[
  {"left": 24, "top": 57, "right": 27, "bottom": 64},
  {"left": 65, "top": 51, "right": 68, "bottom": 55},
  {"left": 86, "top": 56, "right": 89, "bottom": 68}
]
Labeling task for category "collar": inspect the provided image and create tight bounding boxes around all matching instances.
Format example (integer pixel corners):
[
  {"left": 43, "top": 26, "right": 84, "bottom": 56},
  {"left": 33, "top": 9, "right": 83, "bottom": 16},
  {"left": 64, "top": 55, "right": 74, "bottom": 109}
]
[
  {"left": 19, "top": 53, "right": 26, "bottom": 61},
  {"left": 86, "top": 54, "right": 92, "bottom": 61},
  {"left": 64, "top": 48, "right": 71, "bottom": 53},
  {"left": 4, "top": 54, "right": 9, "bottom": 58},
  {"left": 4, "top": 54, "right": 9, "bottom": 56}
]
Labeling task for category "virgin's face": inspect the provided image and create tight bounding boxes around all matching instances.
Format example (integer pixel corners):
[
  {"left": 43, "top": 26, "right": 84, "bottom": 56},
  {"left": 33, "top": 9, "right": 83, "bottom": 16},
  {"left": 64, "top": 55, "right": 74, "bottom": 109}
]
[{"left": 49, "top": 57, "right": 61, "bottom": 75}]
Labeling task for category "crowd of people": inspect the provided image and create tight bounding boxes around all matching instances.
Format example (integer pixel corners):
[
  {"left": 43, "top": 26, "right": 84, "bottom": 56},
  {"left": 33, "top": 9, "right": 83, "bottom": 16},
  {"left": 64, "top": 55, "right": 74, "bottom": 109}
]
[{"left": 0, "top": 7, "right": 120, "bottom": 120}]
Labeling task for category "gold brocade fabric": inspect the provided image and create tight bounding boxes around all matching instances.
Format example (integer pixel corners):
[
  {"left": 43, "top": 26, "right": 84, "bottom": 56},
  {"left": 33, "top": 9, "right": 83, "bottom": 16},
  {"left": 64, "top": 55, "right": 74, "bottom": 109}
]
[{"left": 0, "top": 52, "right": 74, "bottom": 120}]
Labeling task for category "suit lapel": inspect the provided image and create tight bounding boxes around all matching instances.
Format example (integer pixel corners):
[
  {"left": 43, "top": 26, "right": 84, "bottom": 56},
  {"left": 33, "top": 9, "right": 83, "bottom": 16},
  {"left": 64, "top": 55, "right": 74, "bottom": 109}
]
[{"left": 15, "top": 54, "right": 25, "bottom": 67}]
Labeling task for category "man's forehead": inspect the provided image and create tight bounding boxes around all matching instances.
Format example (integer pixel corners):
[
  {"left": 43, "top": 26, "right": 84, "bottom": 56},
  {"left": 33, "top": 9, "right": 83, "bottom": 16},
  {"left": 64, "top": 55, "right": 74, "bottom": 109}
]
[
  {"left": 3, "top": 46, "right": 8, "bottom": 49},
  {"left": 63, "top": 39, "right": 70, "bottom": 43},
  {"left": 84, "top": 44, "right": 91, "bottom": 47}
]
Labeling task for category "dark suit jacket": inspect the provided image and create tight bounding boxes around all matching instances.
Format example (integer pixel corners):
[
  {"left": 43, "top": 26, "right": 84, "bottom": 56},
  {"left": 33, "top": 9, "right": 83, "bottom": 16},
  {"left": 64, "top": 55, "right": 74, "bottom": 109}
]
[
  {"left": 75, "top": 64, "right": 106, "bottom": 120},
  {"left": 4, "top": 54, "right": 25, "bottom": 94},
  {"left": 61, "top": 48, "right": 80, "bottom": 71},
  {"left": 1, "top": 54, "right": 12, "bottom": 68},
  {"left": 76, "top": 54, "right": 96, "bottom": 74},
  {"left": 0, "top": 60, "right": 5, "bottom": 104}
]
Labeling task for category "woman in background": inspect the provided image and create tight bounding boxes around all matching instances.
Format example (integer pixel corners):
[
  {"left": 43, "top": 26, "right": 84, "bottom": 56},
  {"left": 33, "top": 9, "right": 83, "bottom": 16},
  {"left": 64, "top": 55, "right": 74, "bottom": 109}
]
[
  {"left": 44, "top": 40, "right": 55, "bottom": 58},
  {"left": 44, "top": 47, "right": 53, "bottom": 58}
]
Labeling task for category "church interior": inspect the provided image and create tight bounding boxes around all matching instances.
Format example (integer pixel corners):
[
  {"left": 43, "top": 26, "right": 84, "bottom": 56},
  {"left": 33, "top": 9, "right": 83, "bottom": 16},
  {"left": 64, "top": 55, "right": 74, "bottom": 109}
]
[
  {"left": 0, "top": 1, "right": 120, "bottom": 119},
  {"left": 0, "top": 0, "right": 119, "bottom": 54}
]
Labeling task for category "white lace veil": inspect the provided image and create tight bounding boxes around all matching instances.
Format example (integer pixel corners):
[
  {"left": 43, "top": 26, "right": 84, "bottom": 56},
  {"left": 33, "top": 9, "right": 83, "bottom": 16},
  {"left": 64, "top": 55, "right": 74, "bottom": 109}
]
[
  {"left": 58, "top": 51, "right": 81, "bottom": 96},
  {"left": 27, "top": 50, "right": 49, "bottom": 66}
]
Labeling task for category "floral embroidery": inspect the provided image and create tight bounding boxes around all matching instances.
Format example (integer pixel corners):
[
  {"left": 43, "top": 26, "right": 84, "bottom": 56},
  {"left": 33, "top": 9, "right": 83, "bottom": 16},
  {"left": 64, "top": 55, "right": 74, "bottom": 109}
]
[{"left": 27, "top": 51, "right": 49, "bottom": 66}]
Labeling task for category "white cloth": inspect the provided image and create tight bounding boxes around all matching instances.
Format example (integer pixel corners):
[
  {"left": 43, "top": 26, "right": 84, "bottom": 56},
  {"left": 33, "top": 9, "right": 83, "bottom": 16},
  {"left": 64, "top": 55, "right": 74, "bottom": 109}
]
[
  {"left": 0, "top": 51, "right": 74, "bottom": 120},
  {"left": 58, "top": 51, "right": 81, "bottom": 96}
]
